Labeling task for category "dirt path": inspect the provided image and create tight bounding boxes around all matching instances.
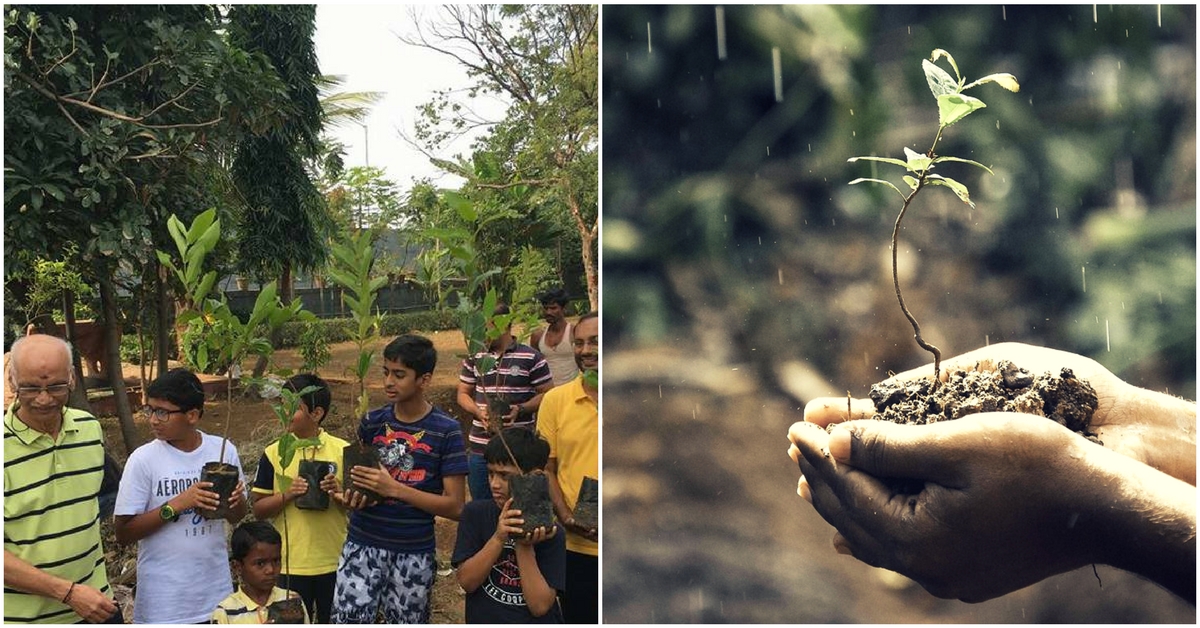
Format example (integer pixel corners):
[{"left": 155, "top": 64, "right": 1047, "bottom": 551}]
[{"left": 94, "top": 329, "right": 471, "bottom": 624}]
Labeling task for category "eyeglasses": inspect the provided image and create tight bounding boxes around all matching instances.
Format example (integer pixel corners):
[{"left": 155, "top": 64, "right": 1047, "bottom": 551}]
[
  {"left": 142, "top": 405, "right": 187, "bottom": 422},
  {"left": 572, "top": 338, "right": 599, "bottom": 349},
  {"left": 15, "top": 383, "right": 71, "bottom": 398}
]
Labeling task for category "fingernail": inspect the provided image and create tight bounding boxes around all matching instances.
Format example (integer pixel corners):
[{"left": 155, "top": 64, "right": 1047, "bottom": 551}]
[
  {"left": 833, "top": 536, "right": 853, "bottom": 556},
  {"left": 828, "top": 427, "right": 852, "bottom": 462},
  {"left": 798, "top": 476, "right": 812, "bottom": 503}
]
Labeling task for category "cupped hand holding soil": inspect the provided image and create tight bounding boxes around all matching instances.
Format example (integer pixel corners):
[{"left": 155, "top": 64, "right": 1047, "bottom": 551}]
[
  {"left": 787, "top": 413, "right": 1197, "bottom": 604},
  {"left": 805, "top": 343, "right": 1196, "bottom": 485}
]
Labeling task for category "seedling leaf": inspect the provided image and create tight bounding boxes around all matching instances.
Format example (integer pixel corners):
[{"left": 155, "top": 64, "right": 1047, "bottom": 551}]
[
  {"left": 848, "top": 155, "right": 908, "bottom": 169},
  {"left": 932, "top": 156, "right": 994, "bottom": 175},
  {"left": 902, "top": 175, "right": 919, "bottom": 191},
  {"left": 929, "top": 49, "right": 961, "bottom": 81},
  {"left": 926, "top": 175, "right": 975, "bottom": 208},
  {"left": 963, "top": 73, "right": 1020, "bottom": 93},
  {"left": 903, "top": 147, "right": 933, "bottom": 174},
  {"left": 848, "top": 177, "right": 904, "bottom": 200},
  {"left": 936, "top": 93, "right": 986, "bottom": 128},
  {"left": 922, "top": 59, "right": 959, "bottom": 98}
]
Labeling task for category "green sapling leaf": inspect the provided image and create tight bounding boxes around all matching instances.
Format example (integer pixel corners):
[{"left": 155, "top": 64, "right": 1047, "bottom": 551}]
[
  {"left": 925, "top": 175, "right": 975, "bottom": 208},
  {"left": 963, "top": 73, "right": 1020, "bottom": 93},
  {"left": 902, "top": 175, "right": 920, "bottom": 191},
  {"left": 936, "top": 93, "right": 986, "bottom": 127},
  {"left": 929, "top": 49, "right": 961, "bottom": 81},
  {"left": 931, "top": 156, "right": 995, "bottom": 175},
  {"left": 903, "top": 147, "right": 933, "bottom": 174},
  {"left": 848, "top": 178, "right": 905, "bottom": 200},
  {"left": 922, "top": 59, "right": 959, "bottom": 98},
  {"left": 847, "top": 155, "right": 908, "bottom": 169}
]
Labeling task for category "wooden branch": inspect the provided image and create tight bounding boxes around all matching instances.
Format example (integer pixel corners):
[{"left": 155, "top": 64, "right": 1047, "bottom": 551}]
[{"left": 18, "top": 71, "right": 222, "bottom": 130}]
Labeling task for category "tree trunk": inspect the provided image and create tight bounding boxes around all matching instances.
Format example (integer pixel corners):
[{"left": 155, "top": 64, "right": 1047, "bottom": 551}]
[
  {"left": 97, "top": 265, "right": 139, "bottom": 456},
  {"left": 61, "top": 290, "right": 93, "bottom": 414},
  {"left": 564, "top": 180, "right": 599, "bottom": 312},
  {"left": 155, "top": 260, "right": 170, "bottom": 376}
]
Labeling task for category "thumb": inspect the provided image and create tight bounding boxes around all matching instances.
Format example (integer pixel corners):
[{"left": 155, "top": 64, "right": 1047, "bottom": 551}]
[{"left": 828, "top": 420, "right": 964, "bottom": 485}]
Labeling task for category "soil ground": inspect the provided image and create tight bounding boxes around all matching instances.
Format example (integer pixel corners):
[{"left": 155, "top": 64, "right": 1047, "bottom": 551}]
[{"left": 87, "top": 329, "right": 472, "bottom": 624}]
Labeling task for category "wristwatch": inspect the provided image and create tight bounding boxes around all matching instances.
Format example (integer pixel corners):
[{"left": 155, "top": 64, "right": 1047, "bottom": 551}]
[{"left": 159, "top": 502, "right": 180, "bottom": 522}]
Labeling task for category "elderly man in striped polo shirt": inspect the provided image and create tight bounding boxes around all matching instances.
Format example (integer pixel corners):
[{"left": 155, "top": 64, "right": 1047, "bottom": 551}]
[{"left": 4, "top": 334, "right": 119, "bottom": 623}]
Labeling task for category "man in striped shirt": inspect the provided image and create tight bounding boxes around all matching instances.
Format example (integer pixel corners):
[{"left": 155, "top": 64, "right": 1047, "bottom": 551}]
[
  {"left": 4, "top": 334, "right": 119, "bottom": 624},
  {"left": 456, "top": 303, "right": 554, "bottom": 501}
]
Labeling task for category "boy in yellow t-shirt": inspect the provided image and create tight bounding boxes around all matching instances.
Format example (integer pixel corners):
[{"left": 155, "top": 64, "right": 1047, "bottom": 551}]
[
  {"left": 212, "top": 521, "right": 309, "bottom": 624},
  {"left": 250, "top": 374, "right": 348, "bottom": 623}
]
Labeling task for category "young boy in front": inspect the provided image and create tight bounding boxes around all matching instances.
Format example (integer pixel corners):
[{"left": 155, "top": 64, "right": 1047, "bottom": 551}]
[
  {"left": 212, "top": 520, "right": 309, "bottom": 624},
  {"left": 451, "top": 428, "right": 566, "bottom": 623},
  {"left": 332, "top": 334, "right": 469, "bottom": 623},
  {"left": 251, "top": 373, "right": 348, "bottom": 623},
  {"left": 113, "top": 368, "right": 247, "bottom": 624}
]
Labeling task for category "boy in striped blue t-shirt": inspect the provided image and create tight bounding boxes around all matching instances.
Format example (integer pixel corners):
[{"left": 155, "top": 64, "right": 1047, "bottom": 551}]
[{"left": 330, "top": 334, "right": 468, "bottom": 623}]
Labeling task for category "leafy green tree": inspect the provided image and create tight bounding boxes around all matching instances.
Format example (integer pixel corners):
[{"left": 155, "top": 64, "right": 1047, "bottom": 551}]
[
  {"left": 406, "top": 5, "right": 598, "bottom": 309},
  {"left": 4, "top": 5, "right": 287, "bottom": 453},
  {"left": 228, "top": 5, "right": 331, "bottom": 307}
]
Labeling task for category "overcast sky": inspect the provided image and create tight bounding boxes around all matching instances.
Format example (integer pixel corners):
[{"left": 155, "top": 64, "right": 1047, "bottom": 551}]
[{"left": 313, "top": 5, "right": 506, "bottom": 191}]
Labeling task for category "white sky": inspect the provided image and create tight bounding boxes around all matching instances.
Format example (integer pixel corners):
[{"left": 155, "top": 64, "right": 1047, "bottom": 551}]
[{"left": 313, "top": 5, "right": 507, "bottom": 192}]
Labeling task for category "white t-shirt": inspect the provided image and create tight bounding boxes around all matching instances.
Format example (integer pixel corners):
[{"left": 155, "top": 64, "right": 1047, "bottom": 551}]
[{"left": 114, "top": 431, "right": 245, "bottom": 624}]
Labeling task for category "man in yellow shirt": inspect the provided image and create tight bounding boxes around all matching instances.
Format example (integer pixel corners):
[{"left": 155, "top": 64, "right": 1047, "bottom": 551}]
[{"left": 537, "top": 311, "right": 598, "bottom": 623}]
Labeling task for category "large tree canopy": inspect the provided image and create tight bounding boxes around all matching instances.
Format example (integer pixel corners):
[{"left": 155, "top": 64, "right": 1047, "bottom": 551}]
[{"left": 406, "top": 5, "right": 598, "bottom": 310}]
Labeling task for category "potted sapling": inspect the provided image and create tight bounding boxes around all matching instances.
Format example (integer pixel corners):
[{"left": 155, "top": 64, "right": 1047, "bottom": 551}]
[{"left": 257, "top": 381, "right": 324, "bottom": 623}]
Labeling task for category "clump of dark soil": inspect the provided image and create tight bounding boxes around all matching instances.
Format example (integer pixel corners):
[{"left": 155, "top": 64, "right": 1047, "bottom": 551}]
[{"left": 868, "top": 361, "right": 1100, "bottom": 440}]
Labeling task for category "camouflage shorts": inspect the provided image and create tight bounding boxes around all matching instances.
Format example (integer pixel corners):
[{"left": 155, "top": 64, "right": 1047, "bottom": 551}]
[{"left": 330, "top": 540, "right": 435, "bottom": 624}]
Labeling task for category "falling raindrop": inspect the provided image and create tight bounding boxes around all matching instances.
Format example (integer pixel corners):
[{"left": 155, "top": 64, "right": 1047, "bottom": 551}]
[
  {"left": 850, "top": 108, "right": 855, "bottom": 116},
  {"left": 778, "top": 268, "right": 783, "bottom": 285},
  {"left": 772, "top": 47, "right": 783, "bottom": 102},
  {"left": 1105, "top": 319, "right": 1110, "bottom": 352},
  {"left": 647, "top": 22, "right": 653, "bottom": 54},
  {"left": 985, "top": 334, "right": 990, "bottom": 346},
  {"left": 766, "top": 146, "right": 771, "bottom": 156},
  {"left": 1081, "top": 266, "right": 1086, "bottom": 292},
  {"left": 758, "top": 236, "right": 762, "bottom": 245},
  {"left": 1158, "top": 4, "right": 1162, "bottom": 27},
  {"left": 659, "top": 385, "right": 662, "bottom": 398},
  {"left": 1055, "top": 207, "right": 1060, "bottom": 219},
  {"left": 808, "top": 143, "right": 812, "bottom": 152},
  {"left": 1002, "top": 6, "right": 1007, "bottom": 20},
  {"left": 1122, "top": 301, "right": 1125, "bottom": 310},
  {"left": 715, "top": 6, "right": 727, "bottom": 60},
  {"left": 996, "top": 119, "right": 1000, "bottom": 130},
  {"left": 908, "top": 25, "right": 911, "bottom": 35},
  {"left": 657, "top": 99, "right": 661, "bottom": 108},
  {"left": 1093, "top": 4, "right": 1097, "bottom": 23}
]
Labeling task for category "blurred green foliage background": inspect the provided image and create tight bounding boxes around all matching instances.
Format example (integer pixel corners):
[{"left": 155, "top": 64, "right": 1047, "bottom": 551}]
[{"left": 603, "top": 4, "right": 1195, "bottom": 399}]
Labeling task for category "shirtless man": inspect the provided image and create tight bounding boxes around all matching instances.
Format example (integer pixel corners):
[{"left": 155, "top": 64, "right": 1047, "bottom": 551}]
[{"left": 530, "top": 287, "right": 578, "bottom": 387}]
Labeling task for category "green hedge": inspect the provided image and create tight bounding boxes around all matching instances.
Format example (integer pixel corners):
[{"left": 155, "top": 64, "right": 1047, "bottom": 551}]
[{"left": 276, "top": 309, "right": 459, "bottom": 348}]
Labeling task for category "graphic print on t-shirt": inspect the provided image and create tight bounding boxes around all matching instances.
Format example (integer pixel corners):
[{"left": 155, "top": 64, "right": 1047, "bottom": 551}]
[
  {"left": 482, "top": 541, "right": 528, "bottom": 608},
  {"left": 373, "top": 426, "right": 433, "bottom": 482}
]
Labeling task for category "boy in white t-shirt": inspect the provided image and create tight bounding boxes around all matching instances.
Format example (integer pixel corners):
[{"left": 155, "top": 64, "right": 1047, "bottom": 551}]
[{"left": 113, "top": 368, "right": 247, "bottom": 624}]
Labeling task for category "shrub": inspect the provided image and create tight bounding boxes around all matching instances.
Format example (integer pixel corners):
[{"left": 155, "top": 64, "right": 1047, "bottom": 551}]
[{"left": 276, "top": 309, "right": 459, "bottom": 349}]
